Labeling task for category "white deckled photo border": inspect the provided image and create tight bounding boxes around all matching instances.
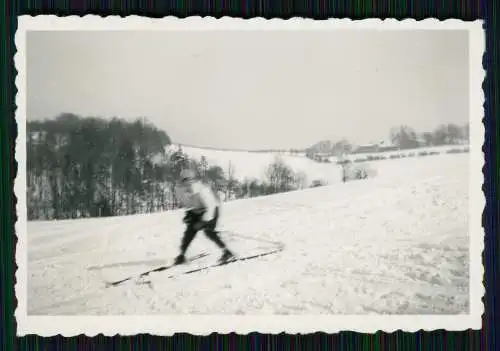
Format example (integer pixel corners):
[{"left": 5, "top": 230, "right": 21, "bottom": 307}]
[{"left": 14, "top": 15, "right": 486, "bottom": 336}]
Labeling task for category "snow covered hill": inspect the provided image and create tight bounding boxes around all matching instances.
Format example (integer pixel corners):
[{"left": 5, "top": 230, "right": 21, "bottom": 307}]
[
  {"left": 168, "top": 144, "right": 343, "bottom": 185},
  {"left": 166, "top": 144, "right": 467, "bottom": 186},
  {"left": 27, "top": 152, "right": 470, "bottom": 315}
]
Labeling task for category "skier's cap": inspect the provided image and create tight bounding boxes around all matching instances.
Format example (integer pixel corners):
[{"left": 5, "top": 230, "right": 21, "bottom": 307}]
[{"left": 180, "top": 169, "right": 196, "bottom": 181}]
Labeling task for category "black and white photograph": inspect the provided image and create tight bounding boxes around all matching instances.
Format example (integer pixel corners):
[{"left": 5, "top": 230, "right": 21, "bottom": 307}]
[{"left": 15, "top": 16, "right": 484, "bottom": 335}]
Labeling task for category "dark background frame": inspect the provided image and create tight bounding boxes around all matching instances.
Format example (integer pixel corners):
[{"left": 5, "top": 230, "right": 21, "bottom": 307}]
[{"left": 1, "top": 1, "right": 497, "bottom": 350}]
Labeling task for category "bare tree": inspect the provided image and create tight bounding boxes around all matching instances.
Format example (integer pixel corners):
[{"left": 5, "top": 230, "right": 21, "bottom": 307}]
[
  {"left": 266, "top": 156, "right": 295, "bottom": 194},
  {"left": 226, "top": 161, "right": 236, "bottom": 200},
  {"left": 390, "top": 125, "right": 419, "bottom": 149}
]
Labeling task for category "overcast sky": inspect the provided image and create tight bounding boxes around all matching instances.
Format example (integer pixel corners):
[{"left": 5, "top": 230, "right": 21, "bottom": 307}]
[{"left": 27, "top": 29, "right": 469, "bottom": 149}]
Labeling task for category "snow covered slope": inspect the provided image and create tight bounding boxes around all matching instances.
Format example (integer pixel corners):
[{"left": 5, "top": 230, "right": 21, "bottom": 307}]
[
  {"left": 27, "top": 152, "right": 470, "bottom": 315},
  {"left": 169, "top": 145, "right": 344, "bottom": 185},
  {"left": 167, "top": 144, "right": 467, "bottom": 186}
]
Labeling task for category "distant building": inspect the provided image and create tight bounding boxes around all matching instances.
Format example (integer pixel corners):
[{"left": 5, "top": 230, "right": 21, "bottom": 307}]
[
  {"left": 352, "top": 143, "right": 379, "bottom": 154},
  {"left": 415, "top": 136, "right": 427, "bottom": 147},
  {"left": 352, "top": 140, "right": 398, "bottom": 154},
  {"left": 377, "top": 140, "right": 399, "bottom": 152}
]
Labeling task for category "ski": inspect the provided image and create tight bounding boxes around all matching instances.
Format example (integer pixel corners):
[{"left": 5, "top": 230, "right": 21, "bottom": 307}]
[
  {"left": 104, "top": 252, "right": 209, "bottom": 288},
  {"left": 165, "top": 247, "right": 284, "bottom": 279}
]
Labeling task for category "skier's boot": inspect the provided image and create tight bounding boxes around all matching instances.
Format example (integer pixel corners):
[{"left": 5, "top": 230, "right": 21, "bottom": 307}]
[
  {"left": 218, "top": 249, "right": 235, "bottom": 264},
  {"left": 174, "top": 253, "right": 186, "bottom": 265}
]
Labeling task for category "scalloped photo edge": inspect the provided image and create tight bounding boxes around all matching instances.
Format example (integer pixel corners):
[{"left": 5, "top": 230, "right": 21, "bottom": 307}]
[{"left": 13, "top": 15, "right": 485, "bottom": 336}]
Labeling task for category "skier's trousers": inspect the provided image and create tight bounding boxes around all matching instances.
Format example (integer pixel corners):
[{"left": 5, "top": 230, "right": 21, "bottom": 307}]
[{"left": 180, "top": 207, "right": 226, "bottom": 254}]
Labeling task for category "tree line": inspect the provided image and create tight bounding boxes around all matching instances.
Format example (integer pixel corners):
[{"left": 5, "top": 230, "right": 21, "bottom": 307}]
[
  {"left": 27, "top": 114, "right": 173, "bottom": 220},
  {"left": 26, "top": 114, "right": 312, "bottom": 220},
  {"left": 306, "top": 122, "right": 469, "bottom": 157},
  {"left": 389, "top": 123, "right": 469, "bottom": 150}
]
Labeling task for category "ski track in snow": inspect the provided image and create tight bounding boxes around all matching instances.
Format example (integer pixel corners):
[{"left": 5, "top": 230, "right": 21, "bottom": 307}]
[{"left": 27, "top": 153, "right": 469, "bottom": 315}]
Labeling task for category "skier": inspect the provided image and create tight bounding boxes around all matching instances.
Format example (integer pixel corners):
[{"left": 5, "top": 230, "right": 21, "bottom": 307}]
[{"left": 173, "top": 168, "right": 234, "bottom": 265}]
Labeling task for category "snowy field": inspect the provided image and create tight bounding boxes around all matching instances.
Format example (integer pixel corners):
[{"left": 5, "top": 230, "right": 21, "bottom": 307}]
[
  {"left": 167, "top": 144, "right": 467, "bottom": 186},
  {"left": 27, "top": 152, "right": 469, "bottom": 315},
  {"left": 168, "top": 145, "right": 344, "bottom": 185}
]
